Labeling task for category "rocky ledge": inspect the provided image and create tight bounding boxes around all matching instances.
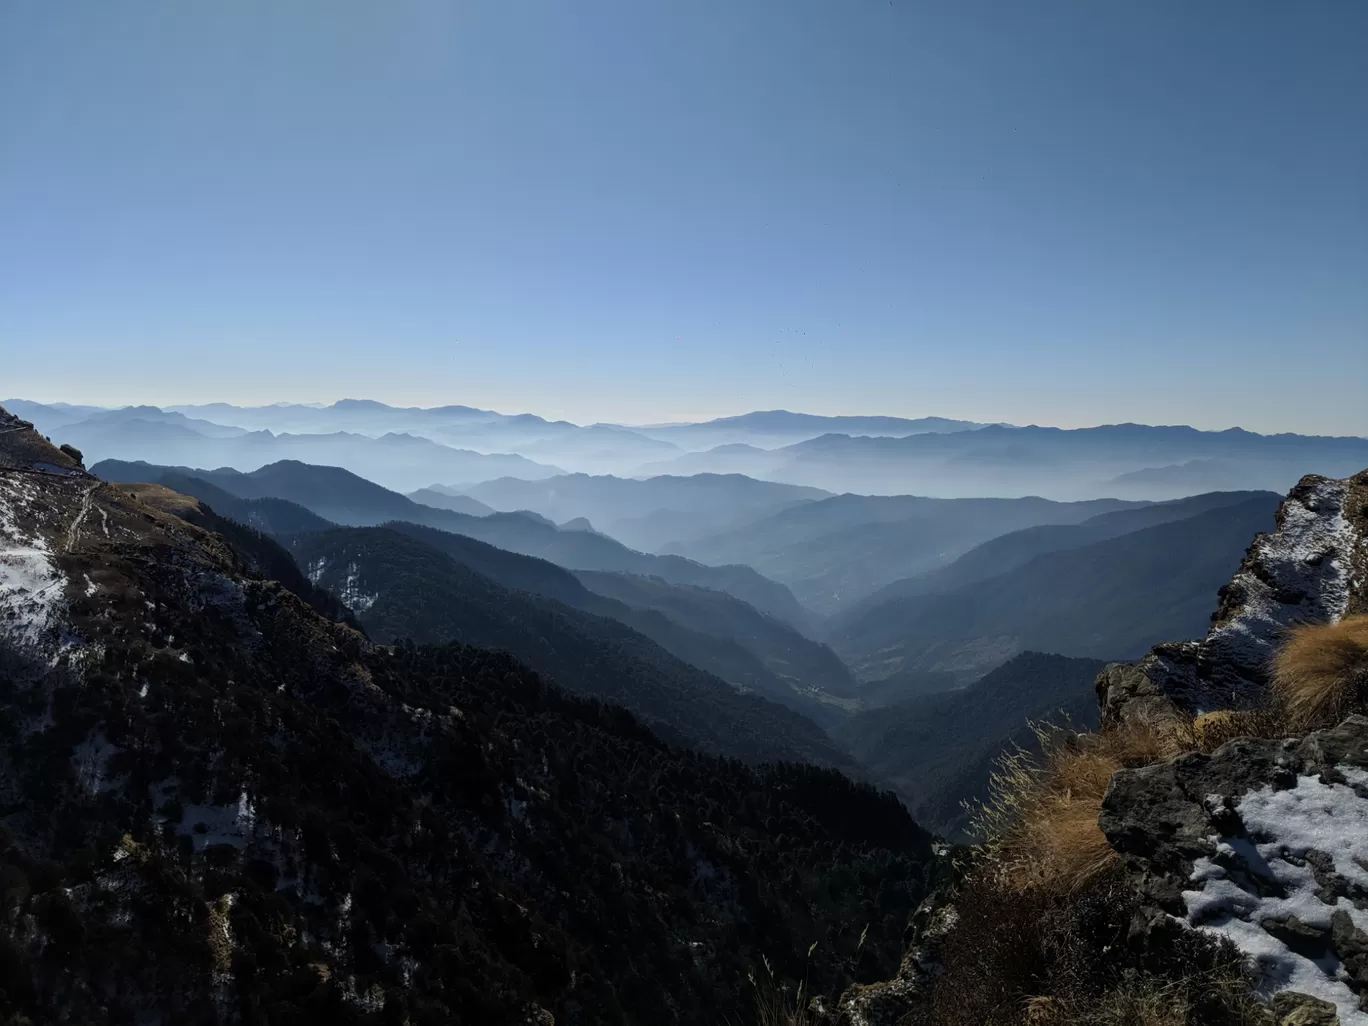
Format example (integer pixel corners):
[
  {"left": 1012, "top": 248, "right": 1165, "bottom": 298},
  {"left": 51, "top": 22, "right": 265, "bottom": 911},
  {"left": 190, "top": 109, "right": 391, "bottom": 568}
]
[
  {"left": 1102, "top": 715, "right": 1368, "bottom": 1021},
  {"left": 1098, "top": 470, "right": 1368, "bottom": 728}
]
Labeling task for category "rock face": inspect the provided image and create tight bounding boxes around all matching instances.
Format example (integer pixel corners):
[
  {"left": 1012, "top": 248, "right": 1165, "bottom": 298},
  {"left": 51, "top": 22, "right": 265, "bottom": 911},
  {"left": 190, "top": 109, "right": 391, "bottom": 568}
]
[
  {"left": 1098, "top": 470, "right": 1368, "bottom": 727},
  {"left": 1101, "top": 716, "right": 1368, "bottom": 1021}
]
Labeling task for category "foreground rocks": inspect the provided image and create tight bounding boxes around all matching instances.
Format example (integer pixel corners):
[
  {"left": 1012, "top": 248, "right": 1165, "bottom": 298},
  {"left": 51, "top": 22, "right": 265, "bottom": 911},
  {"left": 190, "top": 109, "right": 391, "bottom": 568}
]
[{"left": 1102, "top": 715, "right": 1368, "bottom": 1021}]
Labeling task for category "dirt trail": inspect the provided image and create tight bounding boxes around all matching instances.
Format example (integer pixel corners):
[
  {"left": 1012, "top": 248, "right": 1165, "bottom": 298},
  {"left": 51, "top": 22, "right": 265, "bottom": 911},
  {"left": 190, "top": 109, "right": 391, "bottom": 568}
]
[{"left": 64, "top": 481, "right": 100, "bottom": 552}]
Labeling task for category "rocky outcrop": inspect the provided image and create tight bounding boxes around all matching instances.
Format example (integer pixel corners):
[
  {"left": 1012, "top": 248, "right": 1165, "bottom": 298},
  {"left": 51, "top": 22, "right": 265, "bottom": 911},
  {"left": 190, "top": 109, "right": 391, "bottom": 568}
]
[
  {"left": 840, "top": 873, "right": 960, "bottom": 1026},
  {"left": 842, "top": 468, "right": 1368, "bottom": 1024},
  {"left": 1101, "top": 715, "right": 1368, "bottom": 1021},
  {"left": 1098, "top": 470, "right": 1368, "bottom": 727}
]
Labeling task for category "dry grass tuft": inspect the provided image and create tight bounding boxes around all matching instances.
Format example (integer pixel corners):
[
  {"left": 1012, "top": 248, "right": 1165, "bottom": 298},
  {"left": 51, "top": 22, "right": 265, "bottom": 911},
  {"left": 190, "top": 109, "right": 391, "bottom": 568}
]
[
  {"left": 1272, "top": 614, "right": 1368, "bottom": 729},
  {"left": 979, "top": 719, "right": 1191, "bottom": 895},
  {"left": 1190, "top": 707, "right": 1292, "bottom": 752},
  {"left": 740, "top": 948, "right": 837, "bottom": 1026}
]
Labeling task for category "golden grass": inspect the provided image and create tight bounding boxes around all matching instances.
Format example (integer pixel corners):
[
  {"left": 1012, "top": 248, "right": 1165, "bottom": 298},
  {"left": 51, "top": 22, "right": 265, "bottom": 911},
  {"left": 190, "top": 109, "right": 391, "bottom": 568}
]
[
  {"left": 1190, "top": 707, "right": 1292, "bottom": 753},
  {"left": 979, "top": 719, "right": 1192, "bottom": 895},
  {"left": 121, "top": 482, "right": 203, "bottom": 517},
  {"left": 1272, "top": 614, "right": 1368, "bottom": 729}
]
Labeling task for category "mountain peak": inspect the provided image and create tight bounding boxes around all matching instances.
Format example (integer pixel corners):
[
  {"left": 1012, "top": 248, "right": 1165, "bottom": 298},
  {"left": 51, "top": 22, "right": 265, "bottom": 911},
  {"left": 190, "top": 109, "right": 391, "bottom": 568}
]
[{"left": 329, "top": 398, "right": 394, "bottom": 410}]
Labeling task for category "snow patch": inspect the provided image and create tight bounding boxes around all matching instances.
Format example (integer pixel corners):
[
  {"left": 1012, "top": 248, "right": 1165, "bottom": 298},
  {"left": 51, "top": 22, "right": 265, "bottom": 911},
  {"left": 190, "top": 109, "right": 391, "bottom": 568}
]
[
  {"left": 1182, "top": 773, "right": 1368, "bottom": 1019},
  {"left": 336, "top": 562, "right": 378, "bottom": 613},
  {"left": 0, "top": 476, "right": 65, "bottom": 648}
]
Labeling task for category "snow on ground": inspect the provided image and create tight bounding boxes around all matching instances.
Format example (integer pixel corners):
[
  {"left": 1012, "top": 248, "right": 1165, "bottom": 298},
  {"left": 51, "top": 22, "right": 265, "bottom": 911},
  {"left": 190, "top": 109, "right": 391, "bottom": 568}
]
[
  {"left": 337, "top": 562, "right": 378, "bottom": 613},
  {"left": 306, "top": 557, "right": 379, "bottom": 612},
  {"left": 1205, "top": 477, "right": 1355, "bottom": 674},
  {"left": 0, "top": 475, "right": 65, "bottom": 648},
  {"left": 1182, "top": 772, "right": 1368, "bottom": 1020}
]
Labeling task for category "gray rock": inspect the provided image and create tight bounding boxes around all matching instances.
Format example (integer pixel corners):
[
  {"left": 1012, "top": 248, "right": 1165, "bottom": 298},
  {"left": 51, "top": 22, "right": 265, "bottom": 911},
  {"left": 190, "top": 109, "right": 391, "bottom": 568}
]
[
  {"left": 1269, "top": 991, "right": 1340, "bottom": 1025},
  {"left": 1096, "top": 471, "right": 1368, "bottom": 726}
]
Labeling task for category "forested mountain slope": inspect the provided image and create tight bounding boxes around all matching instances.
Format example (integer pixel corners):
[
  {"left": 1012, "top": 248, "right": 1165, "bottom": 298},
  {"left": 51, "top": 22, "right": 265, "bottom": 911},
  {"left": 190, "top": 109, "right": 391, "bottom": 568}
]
[
  {"left": 288, "top": 525, "right": 850, "bottom": 767},
  {"left": 574, "top": 569, "right": 857, "bottom": 697},
  {"left": 835, "top": 653, "right": 1106, "bottom": 839},
  {"left": 850, "top": 489, "right": 1277, "bottom": 612},
  {"left": 669, "top": 493, "right": 1144, "bottom": 615},
  {"left": 832, "top": 495, "right": 1280, "bottom": 686},
  {"left": 379, "top": 522, "right": 852, "bottom": 720}
]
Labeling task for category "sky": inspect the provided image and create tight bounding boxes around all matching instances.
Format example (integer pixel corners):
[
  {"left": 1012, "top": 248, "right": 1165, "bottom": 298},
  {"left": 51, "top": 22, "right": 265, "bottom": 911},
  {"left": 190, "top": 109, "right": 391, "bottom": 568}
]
[{"left": 2, "top": 0, "right": 1366, "bottom": 434}]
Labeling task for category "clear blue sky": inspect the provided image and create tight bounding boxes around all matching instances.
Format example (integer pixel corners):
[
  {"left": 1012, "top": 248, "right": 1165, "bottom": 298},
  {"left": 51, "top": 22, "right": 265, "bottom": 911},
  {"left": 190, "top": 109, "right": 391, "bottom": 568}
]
[{"left": 3, "top": 0, "right": 1365, "bottom": 433}]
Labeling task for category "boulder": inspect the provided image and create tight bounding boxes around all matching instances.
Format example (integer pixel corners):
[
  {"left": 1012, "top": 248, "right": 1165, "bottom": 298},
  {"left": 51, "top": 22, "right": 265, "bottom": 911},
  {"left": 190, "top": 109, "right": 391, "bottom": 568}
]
[{"left": 1101, "top": 716, "right": 1368, "bottom": 1020}]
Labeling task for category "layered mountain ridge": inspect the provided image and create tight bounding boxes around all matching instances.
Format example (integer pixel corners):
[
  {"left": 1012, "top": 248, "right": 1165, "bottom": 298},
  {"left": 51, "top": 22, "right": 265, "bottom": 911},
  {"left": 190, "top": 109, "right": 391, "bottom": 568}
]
[
  {"left": 15, "top": 396, "right": 1366, "bottom": 500},
  {"left": 0, "top": 405, "right": 938, "bottom": 1024}
]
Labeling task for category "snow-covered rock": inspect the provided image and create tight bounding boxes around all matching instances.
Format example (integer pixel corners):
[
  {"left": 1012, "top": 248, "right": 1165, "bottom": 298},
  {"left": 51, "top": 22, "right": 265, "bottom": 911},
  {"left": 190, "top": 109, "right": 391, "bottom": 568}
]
[
  {"left": 1098, "top": 469, "right": 1368, "bottom": 726},
  {"left": 0, "top": 474, "right": 66, "bottom": 650}
]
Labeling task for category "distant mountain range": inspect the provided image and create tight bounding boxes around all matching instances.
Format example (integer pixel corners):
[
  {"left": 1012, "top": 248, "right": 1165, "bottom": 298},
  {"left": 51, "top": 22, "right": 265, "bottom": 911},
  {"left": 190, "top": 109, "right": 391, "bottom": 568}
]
[
  {"left": 636, "top": 422, "right": 1368, "bottom": 497},
  {"left": 22, "top": 404, "right": 561, "bottom": 492},
  {"left": 848, "top": 489, "right": 1279, "bottom": 613},
  {"left": 455, "top": 472, "right": 829, "bottom": 550},
  {"left": 828, "top": 492, "right": 1281, "bottom": 688},
  {"left": 667, "top": 493, "right": 1147, "bottom": 615},
  {"left": 91, "top": 457, "right": 815, "bottom": 630},
  {"left": 14, "top": 397, "right": 1366, "bottom": 500},
  {"left": 760, "top": 423, "right": 1368, "bottom": 498},
  {"left": 403, "top": 485, "right": 498, "bottom": 517},
  {"left": 628, "top": 410, "right": 989, "bottom": 450}
]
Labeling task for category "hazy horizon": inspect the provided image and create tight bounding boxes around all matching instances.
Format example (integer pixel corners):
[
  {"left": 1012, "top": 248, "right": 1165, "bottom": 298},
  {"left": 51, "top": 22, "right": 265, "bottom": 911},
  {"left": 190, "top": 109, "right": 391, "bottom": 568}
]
[
  {"left": 8, "top": 393, "right": 1368, "bottom": 440},
  {"left": 4, "top": 1, "right": 1366, "bottom": 436}
]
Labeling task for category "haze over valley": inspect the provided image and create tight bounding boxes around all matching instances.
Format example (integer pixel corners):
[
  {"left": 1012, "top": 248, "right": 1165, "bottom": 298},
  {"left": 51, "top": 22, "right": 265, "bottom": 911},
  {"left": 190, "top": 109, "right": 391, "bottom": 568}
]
[{"left": 13, "top": 391, "right": 1357, "bottom": 826}]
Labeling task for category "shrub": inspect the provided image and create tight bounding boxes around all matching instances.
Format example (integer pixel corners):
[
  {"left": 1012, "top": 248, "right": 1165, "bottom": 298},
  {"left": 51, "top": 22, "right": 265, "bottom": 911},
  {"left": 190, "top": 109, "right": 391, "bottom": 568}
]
[{"left": 1271, "top": 614, "right": 1368, "bottom": 729}]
